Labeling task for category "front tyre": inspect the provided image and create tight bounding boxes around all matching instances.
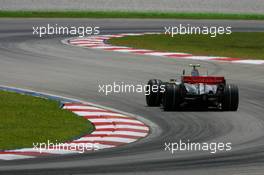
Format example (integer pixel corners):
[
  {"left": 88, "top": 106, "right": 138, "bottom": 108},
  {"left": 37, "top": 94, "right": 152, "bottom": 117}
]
[
  {"left": 146, "top": 79, "right": 162, "bottom": 106},
  {"left": 222, "top": 84, "right": 239, "bottom": 111}
]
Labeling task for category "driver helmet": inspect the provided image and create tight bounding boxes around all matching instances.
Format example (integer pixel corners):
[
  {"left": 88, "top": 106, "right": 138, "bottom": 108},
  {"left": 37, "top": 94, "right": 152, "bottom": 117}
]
[{"left": 191, "top": 68, "right": 199, "bottom": 76}]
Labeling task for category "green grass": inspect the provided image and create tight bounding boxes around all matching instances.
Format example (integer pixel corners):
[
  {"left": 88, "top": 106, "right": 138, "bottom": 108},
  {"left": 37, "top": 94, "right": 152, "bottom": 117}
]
[
  {"left": 109, "top": 32, "right": 264, "bottom": 60},
  {"left": 0, "top": 11, "right": 264, "bottom": 20},
  {"left": 0, "top": 90, "right": 94, "bottom": 150}
]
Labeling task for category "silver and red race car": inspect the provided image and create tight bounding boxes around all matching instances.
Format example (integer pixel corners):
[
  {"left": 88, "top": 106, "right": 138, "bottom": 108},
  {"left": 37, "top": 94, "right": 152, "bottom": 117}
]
[{"left": 146, "top": 64, "right": 239, "bottom": 111}]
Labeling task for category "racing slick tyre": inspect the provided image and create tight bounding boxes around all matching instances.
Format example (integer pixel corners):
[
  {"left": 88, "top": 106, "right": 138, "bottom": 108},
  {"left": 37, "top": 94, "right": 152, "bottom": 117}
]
[
  {"left": 162, "top": 83, "right": 181, "bottom": 111},
  {"left": 146, "top": 79, "right": 163, "bottom": 106},
  {"left": 222, "top": 84, "right": 239, "bottom": 111}
]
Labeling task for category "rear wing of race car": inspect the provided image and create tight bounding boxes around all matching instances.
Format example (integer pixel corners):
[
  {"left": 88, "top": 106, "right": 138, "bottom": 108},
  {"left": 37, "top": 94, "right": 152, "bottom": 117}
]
[{"left": 182, "top": 76, "right": 226, "bottom": 85}]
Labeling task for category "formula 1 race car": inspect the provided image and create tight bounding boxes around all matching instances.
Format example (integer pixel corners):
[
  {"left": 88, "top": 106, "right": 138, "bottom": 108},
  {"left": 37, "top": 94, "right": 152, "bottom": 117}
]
[{"left": 146, "top": 64, "right": 239, "bottom": 111}]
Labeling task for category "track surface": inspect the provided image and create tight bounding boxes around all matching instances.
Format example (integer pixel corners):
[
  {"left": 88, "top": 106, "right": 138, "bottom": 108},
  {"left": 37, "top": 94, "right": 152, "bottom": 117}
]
[
  {"left": 0, "top": 19, "right": 264, "bottom": 175},
  {"left": 1, "top": 0, "right": 264, "bottom": 14}
]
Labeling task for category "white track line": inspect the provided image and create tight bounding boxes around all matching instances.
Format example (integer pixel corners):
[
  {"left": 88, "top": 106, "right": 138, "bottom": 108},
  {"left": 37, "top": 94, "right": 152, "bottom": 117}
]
[
  {"left": 92, "top": 131, "right": 148, "bottom": 137},
  {"left": 89, "top": 118, "right": 143, "bottom": 124},
  {"left": 76, "top": 136, "right": 137, "bottom": 143},
  {"left": 63, "top": 106, "right": 104, "bottom": 110},
  {"left": 72, "top": 111, "right": 128, "bottom": 117},
  {"left": 95, "top": 125, "right": 148, "bottom": 130},
  {"left": 143, "top": 52, "right": 191, "bottom": 56},
  {"left": 0, "top": 154, "right": 35, "bottom": 160},
  {"left": 232, "top": 60, "right": 264, "bottom": 64}
]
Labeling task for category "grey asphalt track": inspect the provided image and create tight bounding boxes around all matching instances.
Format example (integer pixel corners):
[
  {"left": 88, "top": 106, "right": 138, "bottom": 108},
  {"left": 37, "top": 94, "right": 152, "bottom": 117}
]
[
  {"left": 1, "top": 0, "right": 264, "bottom": 14},
  {"left": 0, "top": 19, "right": 264, "bottom": 175}
]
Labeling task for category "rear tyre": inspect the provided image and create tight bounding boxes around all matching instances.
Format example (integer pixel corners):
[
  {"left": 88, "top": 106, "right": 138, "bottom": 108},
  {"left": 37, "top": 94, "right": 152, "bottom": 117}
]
[
  {"left": 162, "top": 83, "right": 182, "bottom": 111},
  {"left": 146, "top": 79, "right": 162, "bottom": 106},
  {"left": 222, "top": 84, "right": 239, "bottom": 111}
]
